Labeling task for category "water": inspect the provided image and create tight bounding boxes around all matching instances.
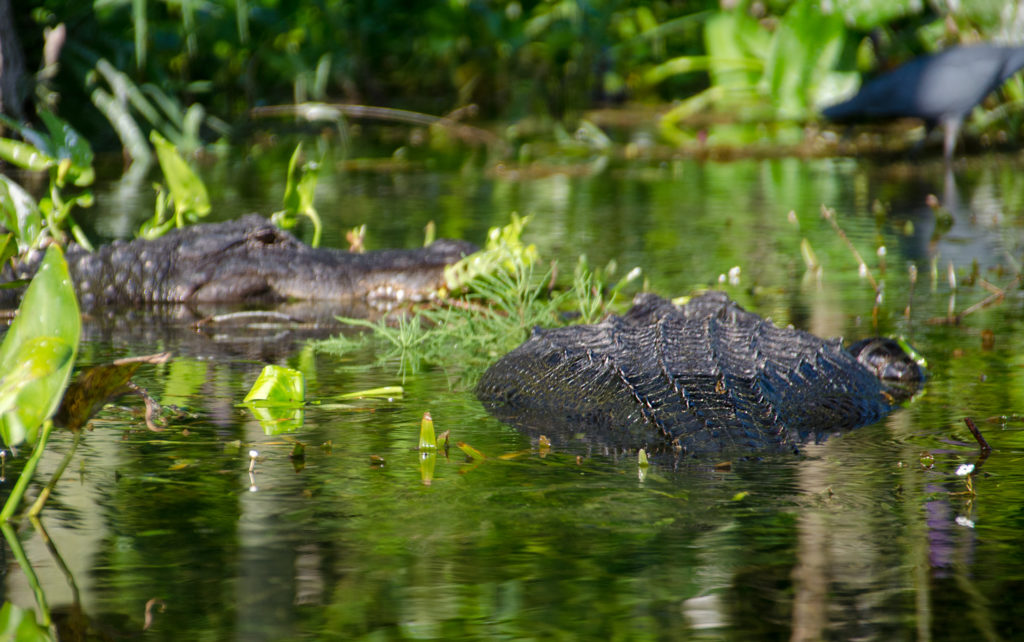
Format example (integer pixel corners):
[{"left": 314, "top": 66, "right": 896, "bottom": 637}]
[{"left": 4, "top": 148, "right": 1024, "bottom": 640}]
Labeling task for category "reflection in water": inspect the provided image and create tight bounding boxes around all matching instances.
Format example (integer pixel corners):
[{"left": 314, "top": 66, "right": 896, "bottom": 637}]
[{"left": 3, "top": 154, "right": 1024, "bottom": 639}]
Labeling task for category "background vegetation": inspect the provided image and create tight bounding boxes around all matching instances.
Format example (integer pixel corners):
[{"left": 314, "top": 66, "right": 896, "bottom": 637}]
[{"left": 7, "top": 0, "right": 1024, "bottom": 158}]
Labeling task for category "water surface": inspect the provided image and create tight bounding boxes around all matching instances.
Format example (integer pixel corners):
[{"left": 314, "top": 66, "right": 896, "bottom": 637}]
[{"left": 3, "top": 149, "right": 1024, "bottom": 640}]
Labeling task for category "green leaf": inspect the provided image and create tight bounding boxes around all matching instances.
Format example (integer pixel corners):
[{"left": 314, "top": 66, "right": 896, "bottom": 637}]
[
  {"left": 638, "top": 448, "right": 649, "bottom": 467},
  {"left": 336, "top": 386, "right": 403, "bottom": 400},
  {"left": 0, "top": 138, "right": 54, "bottom": 172},
  {"left": 419, "top": 411, "right": 437, "bottom": 451},
  {"left": 0, "top": 246, "right": 81, "bottom": 447},
  {"left": 150, "top": 131, "right": 210, "bottom": 227},
  {"left": 274, "top": 143, "right": 323, "bottom": 247},
  {"left": 37, "top": 111, "right": 94, "bottom": 186},
  {"left": 243, "top": 365, "right": 305, "bottom": 405},
  {"left": 457, "top": 441, "right": 486, "bottom": 461},
  {"left": 443, "top": 214, "right": 537, "bottom": 290},
  {"left": 0, "top": 601, "right": 54, "bottom": 642},
  {"left": 764, "top": 0, "right": 845, "bottom": 120},
  {"left": 0, "top": 175, "right": 44, "bottom": 251},
  {"left": 246, "top": 404, "right": 304, "bottom": 435},
  {"left": 242, "top": 366, "right": 305, "bottom": 435},
  {"left": 419, "top": 450, "right": 436, "bottom": 486},
  {"left": 703, "top": 10, "right": 767, "bottom": 89},
  {"left": 0, "top": 234, "right": 14, "bottom": 266},
  {"left": 0, "top": 337, "right": 73, "bottom": 415}
]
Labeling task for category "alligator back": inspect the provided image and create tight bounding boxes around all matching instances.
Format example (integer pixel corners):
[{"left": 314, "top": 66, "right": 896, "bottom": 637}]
[{"left": 477, "top": 291, "right": 921, "bottom": 456}]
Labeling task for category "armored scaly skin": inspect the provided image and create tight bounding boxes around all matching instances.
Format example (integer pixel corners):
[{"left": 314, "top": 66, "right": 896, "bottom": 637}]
[
  {"left": 1, "top": 215, "right": 477, "bottom": 308},
  {"left": 477, "top": 291, "right": 920, "bottom": 455}
]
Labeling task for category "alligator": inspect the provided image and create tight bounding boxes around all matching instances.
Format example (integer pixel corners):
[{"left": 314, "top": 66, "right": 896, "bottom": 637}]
[
  {"left": 476, "top": 291, "right": 923, "bottom": 456},
  {"left": 1, "top": 215, "right": 477, "bottom": 309}
]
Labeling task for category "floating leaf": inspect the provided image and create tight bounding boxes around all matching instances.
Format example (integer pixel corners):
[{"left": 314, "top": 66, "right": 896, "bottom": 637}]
[
  {"left": 242, "top": 365, "right": 305, "bottom": 435},
  {"left": 336, "top": 385, "right": 403, "bottom": 401},
  {"left": 456, "top": 441, "right": 486, "bottom": 461},
  {"left": 420, "top": 451, "right": 436, "bottom": 485},
  {"left": 435, "top": 429, "right": 450, "bottom": 451},
  {"left": 54, "top": 352, "right": 170, "bottom": 431},
  {"left": 419, "top": 411, "right": 436, "bottom": 451},
  {"left": 245, "top": 405, "right": 304, "bottom": 435},
  {"left": 0, "top": 246, "right": 80, "bottom": 447},
  {"left": 243, "top": 365, "right": 305, "bottom": 405}
]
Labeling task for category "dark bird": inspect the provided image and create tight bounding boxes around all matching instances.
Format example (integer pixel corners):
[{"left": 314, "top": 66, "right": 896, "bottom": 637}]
[{"left": 822, "top": 44, "right": 1024, "bottom": 159}]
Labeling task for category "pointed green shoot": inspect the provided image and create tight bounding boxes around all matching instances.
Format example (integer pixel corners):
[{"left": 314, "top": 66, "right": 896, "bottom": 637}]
[{"left": 419, "top": 411, "right": 437, "bottom": 451}]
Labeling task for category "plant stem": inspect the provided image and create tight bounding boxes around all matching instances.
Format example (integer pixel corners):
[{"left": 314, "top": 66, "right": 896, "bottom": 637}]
[
  {"left": 28, "top": 428, "right": 81, "bottom": 518},
  {"left": 1, "top": 521, "right": 52, "bottom": 627},
  {"left": 0, "top": 420, "right": 54, "bottom": 522}
]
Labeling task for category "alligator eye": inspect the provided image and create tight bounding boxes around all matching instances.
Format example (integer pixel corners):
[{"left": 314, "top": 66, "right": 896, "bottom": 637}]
[
  {"left": 848, "top": 337, "right": 924, "bottom": 395},
  {"left": 249, "top": 227, "right": 282, "bottom": 246}
]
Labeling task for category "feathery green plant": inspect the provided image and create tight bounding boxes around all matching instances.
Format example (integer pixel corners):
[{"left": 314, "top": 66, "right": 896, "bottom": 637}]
[{"left": 316, "top": 218, "right": 642, "bottom": 383}]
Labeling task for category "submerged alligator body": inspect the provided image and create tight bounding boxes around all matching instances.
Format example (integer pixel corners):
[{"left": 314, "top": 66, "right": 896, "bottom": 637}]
[
  {"left": 1, "top": 215, "right": 477, "bottom": 308},
  {"left": 477, "top": 291, "right": 922, "bottom": 456}
]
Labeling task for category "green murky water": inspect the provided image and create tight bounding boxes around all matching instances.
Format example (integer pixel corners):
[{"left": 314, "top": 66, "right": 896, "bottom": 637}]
[{"left": 4, "top": 150, "right": 1024, "bottom": 640}]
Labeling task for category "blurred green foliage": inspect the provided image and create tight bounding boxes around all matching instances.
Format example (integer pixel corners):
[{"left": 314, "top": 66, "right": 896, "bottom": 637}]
[{"left": 7, "top": 1, "right": 1024, "bottom": 155}]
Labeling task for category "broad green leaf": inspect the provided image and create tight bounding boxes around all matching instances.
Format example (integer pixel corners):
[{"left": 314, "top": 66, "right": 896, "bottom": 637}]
[
  {"left": 243, "top": 365, "right": 305, "bottom": 405},
  {"left": 0, "top": 337, "right": 73, "bottom": 416},
  {"left": 703, "top": 10, "right": 767, "bottom": 89},
  {"left": 37, "top": 111, "right": 94, "bottom": 186},
  {"left": 0, "top": 138, "right": 53, "bottom": 172},
  {"left": 275, "top": 143, "right": 323, "bottom": 246},
  {"left": 242, "top": 366, "right": 305, "bottom": 435},
  {"left": 150, "top": 131, "right": 210, "bottom": 227},
  {"left": 246, "top": 404, "right": 304, "bottom": 435},
  {"left": 0, "top": 601, "right": 54, "bottom": 642},
  {"left": 0, "top": 175, "right": 43, "bottom": 251},
  {"left": 0, "top": 246, "right": 80, "bottom": 447},
  {"left": 765, "top": 0, "right": 845, "bottom": 120}
]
